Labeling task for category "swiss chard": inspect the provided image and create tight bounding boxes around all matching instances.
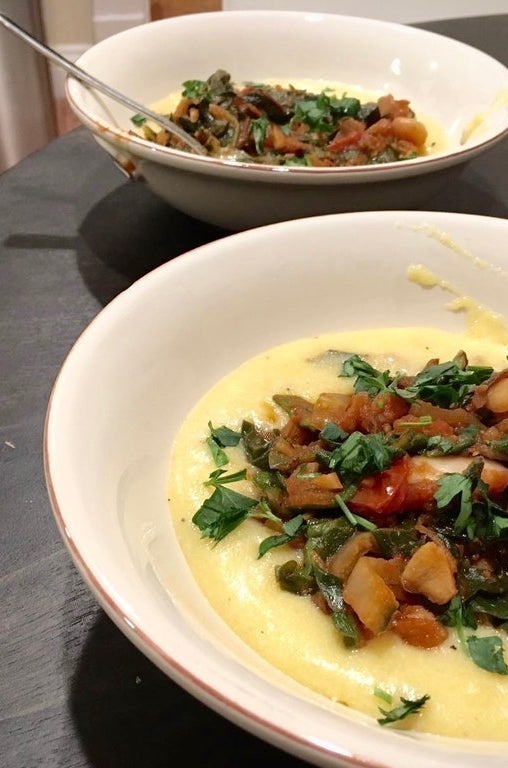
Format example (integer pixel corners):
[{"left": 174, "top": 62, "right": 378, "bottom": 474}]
[{"left": 312, "top": 555, "right": 362, "bottom": 648}]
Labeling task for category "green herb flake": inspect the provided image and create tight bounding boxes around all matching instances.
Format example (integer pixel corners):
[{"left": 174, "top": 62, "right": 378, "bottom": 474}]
[
  {"left": 258, "top": 514, "right": 306, "bottom": 558},
  {"left": 434, "top": 473, "right": 473, "bottom": 534},
  {"left": 335, "top": 494, "right": 377, "bottom": 531},
  {"left": 328, "top": 431, "right": 393, "bottom": 480},
  {"left": 377, "top": 694, "right": 430, "bottom": 726},
  {"left": 206, "top": 436, "right": 228, "bottom": 468},
  {"left": 374, "top": 687, "right": 393, "bottom": 704},
  {"left": 251, "top": 115, "right": 269, "bottom": 154},
  {"left": 130, "top": 113, "right": 147, "bottom": 127},
  {"left": 208, "top": 421, "right": 242, "bottom": 447},
  {"left": 192, "top": 484, "right": 259, "bottom": 542},
  {"left": 182, "top": 79, "right": 209, "bottom": 99},
  {"left": 466, "top": 635, "right": 508, "bottom": 675}
]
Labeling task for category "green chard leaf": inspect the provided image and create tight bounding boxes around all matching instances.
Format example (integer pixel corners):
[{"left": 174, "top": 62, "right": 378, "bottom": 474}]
[
  {"left": 425, "top": 424, "right": 479, "bottom": 456},
  {"left": 312, "top": 556, "right": 362, "bottom": 648},
  {"left": 241, "top": 420, "right": 273, "bottom": 470}
]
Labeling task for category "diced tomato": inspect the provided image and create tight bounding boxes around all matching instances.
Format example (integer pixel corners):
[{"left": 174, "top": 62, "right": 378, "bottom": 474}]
[
  {"left": 349, "top": 456, "right": 410, "bottom": 516},
  {"left": 358, "top": 392, "right": 410, "bottom": 433},
  {"left": 328, "top": 130, "right": 363, "bottom": 153}
]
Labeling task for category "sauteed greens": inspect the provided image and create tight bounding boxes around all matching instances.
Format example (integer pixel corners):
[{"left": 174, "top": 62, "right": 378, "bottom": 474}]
[
  {"left": 132, "top": 69, "right": 429, "bottom": 166},
  {"left": 193, "top": 350, "right": 508, "bottom": 678}
]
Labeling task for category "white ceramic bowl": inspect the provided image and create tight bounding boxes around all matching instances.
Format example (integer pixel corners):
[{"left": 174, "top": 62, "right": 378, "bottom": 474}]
[
  {"left": 45, "top": 210, "right": 508, "bottom": 768},
  {"left": 66, "top": 11, "right": 508, "bottom": 231}
]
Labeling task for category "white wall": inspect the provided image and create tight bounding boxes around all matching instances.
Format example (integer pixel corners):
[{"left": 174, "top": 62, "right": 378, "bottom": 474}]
[
  {"left": 223, "top": 0, "right": 508, "bottom": 23},
  {"left": 41, "top": 0, "right": 94, "bottom": 45},
  {"left": 41, "top": 0, "right": 151, "bottom": 99}
]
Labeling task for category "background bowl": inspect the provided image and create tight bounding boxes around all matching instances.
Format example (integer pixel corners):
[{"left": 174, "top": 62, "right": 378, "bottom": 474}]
[
  {"left": 45, "top": 210, "right": 508, "bottom": 768},
  {"left": 66, "top": 11, "right": 508, "bottom": 231}
]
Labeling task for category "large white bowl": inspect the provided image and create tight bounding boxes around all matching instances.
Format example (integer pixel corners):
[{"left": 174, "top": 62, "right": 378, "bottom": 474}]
[
  {"left": 66, "top": 11, "right": 508, "bottom": 231},
  {"left": 45, "top": 210, "right": 508, "bottom": 768}
]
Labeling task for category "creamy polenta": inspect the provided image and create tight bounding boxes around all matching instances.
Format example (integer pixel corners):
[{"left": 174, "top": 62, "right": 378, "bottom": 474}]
[{"left": 168, "top": 327, "right": 508, "bottom": 740}]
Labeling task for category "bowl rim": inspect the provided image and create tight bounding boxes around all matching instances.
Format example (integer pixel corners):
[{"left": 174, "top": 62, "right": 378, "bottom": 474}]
[
  {"left": 65, "top": 10, "right": 508, "bottom": 181},
  {"left": 44, "top": 209, "right": 508, "bottom": 768}
]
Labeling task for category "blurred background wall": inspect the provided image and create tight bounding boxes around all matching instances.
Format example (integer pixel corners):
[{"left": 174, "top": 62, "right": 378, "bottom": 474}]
[
  {"left": 0, "top": 0, "right": 56, "bottom": 174},
  {"left": 0, "top": 0, "right": 220, "bottom": 173},
  {"left": 1, "top": 0, "right": 504, "bottom": 174},
  {"left": 223, "top": 0, "right": 508, "bottom": 22}
]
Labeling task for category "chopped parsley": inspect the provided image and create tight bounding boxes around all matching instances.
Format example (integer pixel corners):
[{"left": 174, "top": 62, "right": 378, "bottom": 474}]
[
  {"left": 341, "top": 352, "right": 493, "bottom": 408},
  {"left": 377, "top": 694, "right": 430, "bottom": 726}
]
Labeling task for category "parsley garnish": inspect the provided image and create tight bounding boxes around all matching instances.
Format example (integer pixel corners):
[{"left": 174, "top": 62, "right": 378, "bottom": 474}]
[
  {"left": 434, "top": 459, "right": 508, "bottom": 539},
  {"left": 335, "top": 493, "right": 378, "bottom": 532},
  {"left": 251, "top": 115, "right": 269, "bottom": 153},
  {"left": 374, "top": 687, "right": 393, "bottom": 704},
  {"left": 293, "top": 92, "right": 361, "bottom": 133},
  {"left": 442, "top": 596, "right": 508, "bottom": 675},
  {"left": 341, "top": 352, "right": 493, "bottom": 408},
  {"left": 434, "top": 472, "right": 473, "bottom": 534},
  {"left": 257, "top": 513, "right": 306, "bottom": 558},
  {"left": 206, "top": 422, "right": 242, "bottom": 467},
  {"left": 467, "top": 635, "right": 508, "bottom": 675},
  {"left": 130, "top": 113, "right": 147, "bottom": 127},
  {"left": 326, "top": 431, "right": 394, "bottom": 480},
  {"left": 341, "top": 355, "right": 392, "bottom": 395},
  {"left": 192, "top": 469, "right": 257, "bottom": 541},
  {"left": 182, "top": 79, "right": 209, "bottom": 99},
  {"left": 377, "top": 694, "right": 430, "bottom": 726},
  {"left": 194, "top": 468, "right": 304, "bottom": 556}
]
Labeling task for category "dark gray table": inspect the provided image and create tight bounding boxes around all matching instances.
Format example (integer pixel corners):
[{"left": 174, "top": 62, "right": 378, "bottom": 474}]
[{"left": 1, "top": 15, "right": 507, "bottom": 768}]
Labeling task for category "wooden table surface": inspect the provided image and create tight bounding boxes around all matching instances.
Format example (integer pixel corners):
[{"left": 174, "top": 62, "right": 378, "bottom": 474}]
[{"left": 1, "top": 15, "right": 507, "bottom": 768}]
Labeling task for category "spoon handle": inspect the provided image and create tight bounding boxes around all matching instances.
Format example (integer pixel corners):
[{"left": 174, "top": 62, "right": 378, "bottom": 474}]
[{"left": 0, "top": 13, "right": 207, "bottom": 156}]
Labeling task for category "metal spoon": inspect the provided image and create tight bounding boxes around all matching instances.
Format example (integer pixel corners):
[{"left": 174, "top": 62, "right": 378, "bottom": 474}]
[{"left": 0, "top": 13, "right": 208, "bottom": 156}]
